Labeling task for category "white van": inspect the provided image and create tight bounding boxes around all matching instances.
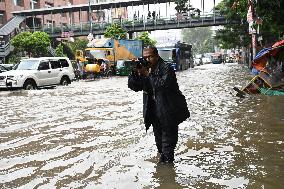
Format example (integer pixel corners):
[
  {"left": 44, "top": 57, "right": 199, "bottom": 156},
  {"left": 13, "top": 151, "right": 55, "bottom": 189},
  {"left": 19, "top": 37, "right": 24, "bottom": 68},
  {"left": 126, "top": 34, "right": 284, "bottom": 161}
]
[{"left": 0, "top": 57, "right": 75, "bottom": 90}]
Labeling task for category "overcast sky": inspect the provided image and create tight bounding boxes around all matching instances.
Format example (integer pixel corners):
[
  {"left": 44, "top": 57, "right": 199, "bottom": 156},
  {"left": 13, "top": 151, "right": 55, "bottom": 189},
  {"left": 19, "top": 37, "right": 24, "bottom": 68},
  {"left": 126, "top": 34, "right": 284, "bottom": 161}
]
[
  {"left": 129, "top": 0, "right": 222, "bottom": 19},
  {"left": 188, "top": 0, "right": 222, "bottom": 12},
  {"left": 147, "top": 0, "right": 222, "bottom": 44}
]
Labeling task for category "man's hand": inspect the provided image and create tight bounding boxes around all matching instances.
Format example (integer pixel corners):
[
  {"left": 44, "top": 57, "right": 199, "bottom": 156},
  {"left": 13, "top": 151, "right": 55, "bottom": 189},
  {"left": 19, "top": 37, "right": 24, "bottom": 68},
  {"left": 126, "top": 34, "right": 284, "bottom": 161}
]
[{"left": 137, "top": 66, "right": 149, "bottom": 77}]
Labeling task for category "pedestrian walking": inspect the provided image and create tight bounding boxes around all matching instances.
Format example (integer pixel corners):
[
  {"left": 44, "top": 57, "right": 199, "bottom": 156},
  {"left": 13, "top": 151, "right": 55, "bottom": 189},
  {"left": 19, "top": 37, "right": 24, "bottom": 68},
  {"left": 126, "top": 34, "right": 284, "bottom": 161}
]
[
  {"left": 128, "top": 46, "right": 190, "bottom": 164},
  {"left": 147, "top": 11, "right": 151, "bottom": 20},
  {"left": 152, "top": 11, "right": 156, "bottom": 20}
]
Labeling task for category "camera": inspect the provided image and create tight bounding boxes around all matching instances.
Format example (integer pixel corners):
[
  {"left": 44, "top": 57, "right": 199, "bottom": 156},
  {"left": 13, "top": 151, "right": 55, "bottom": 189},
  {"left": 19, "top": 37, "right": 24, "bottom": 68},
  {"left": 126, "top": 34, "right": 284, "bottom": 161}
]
[{"left": 136, "top": 57, "right": 150, "bottom": 69}]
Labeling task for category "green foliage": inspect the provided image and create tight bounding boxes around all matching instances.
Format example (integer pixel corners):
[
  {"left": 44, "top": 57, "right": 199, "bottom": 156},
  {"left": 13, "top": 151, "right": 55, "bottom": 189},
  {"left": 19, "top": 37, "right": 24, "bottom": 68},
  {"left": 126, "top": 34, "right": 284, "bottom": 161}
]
[
  {"left": 254, "top": 0, "right": 284, "bottom": 42},
  {"left": 135, "top": 32, "right": 157, "bottom": 47},
  {"left": 66, "top": 38, "right": 88, "bottom": 55},
  {"left": 55, "top": 43, "right": 66, "bottom": 57},
  {"left": 104, "top": 23, "right": 127, "bottom": 39},
  {"left": 174, "top": 0, "right": 191, "bottom": 13},
  {"left": 29, "top": 32, "right": 51, "bottom": 57},
  {"left": 182, "top": 27, "right": 214, "bottom": 54},
  {"left": 216, "top": 0, "right": 284, "bottom": 48},
  {"left": 11, "top": 31, "right": 32, "bottom": 53},
  {"left": 11, "top": 31, "right": 50, "bottom": 57},
  {"left": 7, "top": 52, "right": 22, "bottom": 65}
]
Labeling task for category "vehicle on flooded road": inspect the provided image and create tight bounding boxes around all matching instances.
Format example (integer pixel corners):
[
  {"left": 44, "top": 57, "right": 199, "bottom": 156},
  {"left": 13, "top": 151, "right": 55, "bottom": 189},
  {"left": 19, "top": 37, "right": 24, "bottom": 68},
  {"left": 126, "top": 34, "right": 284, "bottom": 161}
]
[
  {"left": 211, "top": 53, "right": 223, "bottom": 64},
  {"left": 0, "top": 64, "right": 14, "bottom": 71},
  {"left": 0, "top": 57, "right": 75, "bottom": 90},
  {"left": 202, "top": 57, "right": 211, "bottom": 64},
  {"left": 194, "top": 58, "right": 202, "bottom": 66},
  {"left": 0, "top": 64, "right": 9, "bottom": 73}
]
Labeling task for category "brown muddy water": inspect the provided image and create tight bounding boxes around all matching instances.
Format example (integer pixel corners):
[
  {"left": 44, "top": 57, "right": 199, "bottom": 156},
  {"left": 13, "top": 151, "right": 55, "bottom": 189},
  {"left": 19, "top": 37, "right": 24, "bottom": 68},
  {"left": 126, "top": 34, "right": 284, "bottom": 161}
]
[{"left": 0, "top": 63, "right": 283, "bottom": 189}]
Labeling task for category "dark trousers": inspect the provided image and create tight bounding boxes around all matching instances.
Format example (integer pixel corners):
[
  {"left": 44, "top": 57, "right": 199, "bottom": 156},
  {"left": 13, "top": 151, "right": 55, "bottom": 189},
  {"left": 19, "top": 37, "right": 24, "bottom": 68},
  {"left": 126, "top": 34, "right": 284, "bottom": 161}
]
[{"left": 152, "top": 114, "right": 178, "bottom": 161}]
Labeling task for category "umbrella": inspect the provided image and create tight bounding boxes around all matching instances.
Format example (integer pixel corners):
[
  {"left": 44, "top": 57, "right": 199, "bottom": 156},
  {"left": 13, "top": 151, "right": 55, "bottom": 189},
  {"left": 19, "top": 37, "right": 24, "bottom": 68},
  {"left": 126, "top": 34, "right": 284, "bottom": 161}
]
[
  {"left": 252, "top": 47, "right": 271, "bottom": 70},
  {"left": 254, "top": 47, "right": 271, "bottom": 60}
]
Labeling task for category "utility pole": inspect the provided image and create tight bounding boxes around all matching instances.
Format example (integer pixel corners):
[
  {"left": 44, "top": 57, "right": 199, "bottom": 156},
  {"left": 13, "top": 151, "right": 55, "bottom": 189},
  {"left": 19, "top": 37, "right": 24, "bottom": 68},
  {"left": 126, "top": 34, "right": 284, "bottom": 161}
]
[
  {"left": 247, "top": 0, "right": 256, "bottom": 60},
  {"left": 89, "top": 0, "right": 93, "bottom": 34}
]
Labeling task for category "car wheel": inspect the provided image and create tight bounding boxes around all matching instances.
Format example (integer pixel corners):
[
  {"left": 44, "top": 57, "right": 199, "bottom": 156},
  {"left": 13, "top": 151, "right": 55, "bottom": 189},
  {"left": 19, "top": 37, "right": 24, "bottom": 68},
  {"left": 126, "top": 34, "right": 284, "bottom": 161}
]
[
  {"left": 23, "top": 80, "right": 36, "bottom": 90},
  {"left": 60, "top": 77, "right": 70, "bottom": 86}
]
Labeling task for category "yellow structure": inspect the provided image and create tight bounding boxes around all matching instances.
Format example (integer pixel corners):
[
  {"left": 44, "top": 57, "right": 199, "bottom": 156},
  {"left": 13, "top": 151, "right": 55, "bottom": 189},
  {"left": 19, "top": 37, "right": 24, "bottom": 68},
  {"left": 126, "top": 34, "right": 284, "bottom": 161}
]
[{"left": 86, "top": 64, "right": 100, "bottom": 73}]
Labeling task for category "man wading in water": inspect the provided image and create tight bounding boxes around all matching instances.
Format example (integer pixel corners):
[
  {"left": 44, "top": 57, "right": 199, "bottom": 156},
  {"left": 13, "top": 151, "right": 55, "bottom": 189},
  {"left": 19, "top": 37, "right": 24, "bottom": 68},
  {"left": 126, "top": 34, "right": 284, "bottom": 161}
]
[{"left": 128, "top": 46, "right": 190, "bottom": 163}]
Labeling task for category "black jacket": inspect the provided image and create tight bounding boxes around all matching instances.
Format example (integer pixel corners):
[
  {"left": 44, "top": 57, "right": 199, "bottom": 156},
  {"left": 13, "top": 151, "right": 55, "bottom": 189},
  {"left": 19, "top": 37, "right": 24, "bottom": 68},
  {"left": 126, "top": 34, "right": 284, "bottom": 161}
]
[{"left": 128, "top": 57, "right": 190, "bottom": 131}]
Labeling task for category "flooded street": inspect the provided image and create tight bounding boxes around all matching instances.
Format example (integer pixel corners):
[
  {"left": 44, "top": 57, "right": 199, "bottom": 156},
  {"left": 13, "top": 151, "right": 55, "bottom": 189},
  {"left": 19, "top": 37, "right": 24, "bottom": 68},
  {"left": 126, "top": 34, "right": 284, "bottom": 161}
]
[{"left": 0, "top": 63, "right": 283, "bottom": 189}]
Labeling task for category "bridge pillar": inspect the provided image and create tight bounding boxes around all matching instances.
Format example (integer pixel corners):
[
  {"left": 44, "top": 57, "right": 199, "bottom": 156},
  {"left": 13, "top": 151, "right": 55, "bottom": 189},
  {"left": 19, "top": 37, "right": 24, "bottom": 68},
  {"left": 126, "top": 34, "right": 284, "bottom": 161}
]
[{"left": 128, "top": 32, "right": 134, "bottom": 39}]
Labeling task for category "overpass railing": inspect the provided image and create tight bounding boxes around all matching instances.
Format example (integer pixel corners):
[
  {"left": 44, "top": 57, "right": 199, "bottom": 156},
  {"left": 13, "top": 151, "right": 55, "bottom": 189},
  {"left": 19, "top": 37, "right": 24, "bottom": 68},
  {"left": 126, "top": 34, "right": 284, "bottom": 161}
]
[{"left": 27, "top": 14, "right": 228, "bottom": 37}]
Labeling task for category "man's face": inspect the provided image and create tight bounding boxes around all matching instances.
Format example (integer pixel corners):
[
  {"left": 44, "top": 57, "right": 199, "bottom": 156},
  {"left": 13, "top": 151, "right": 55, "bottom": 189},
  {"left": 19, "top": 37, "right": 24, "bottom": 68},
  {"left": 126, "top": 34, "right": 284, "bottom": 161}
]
[{"left": 143, "top": 48, "right": 159, "bottom": 68}]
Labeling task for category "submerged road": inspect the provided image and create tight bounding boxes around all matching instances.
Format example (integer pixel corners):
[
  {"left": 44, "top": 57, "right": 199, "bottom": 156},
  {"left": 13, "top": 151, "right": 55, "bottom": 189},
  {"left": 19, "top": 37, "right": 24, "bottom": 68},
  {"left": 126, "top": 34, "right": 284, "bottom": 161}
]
[{"left": 0, "top": 63, "right": 283, "bottom": 188}]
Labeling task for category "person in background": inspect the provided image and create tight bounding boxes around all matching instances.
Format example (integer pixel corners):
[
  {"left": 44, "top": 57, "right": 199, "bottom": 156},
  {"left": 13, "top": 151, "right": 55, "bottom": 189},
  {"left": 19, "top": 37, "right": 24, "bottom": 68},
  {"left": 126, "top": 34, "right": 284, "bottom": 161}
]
[
  {"left": 76, "top": 59, "right": 83, "bottom": 79},
  {"left": 128, "top": 46, "right": 190, "bottom": 164}
]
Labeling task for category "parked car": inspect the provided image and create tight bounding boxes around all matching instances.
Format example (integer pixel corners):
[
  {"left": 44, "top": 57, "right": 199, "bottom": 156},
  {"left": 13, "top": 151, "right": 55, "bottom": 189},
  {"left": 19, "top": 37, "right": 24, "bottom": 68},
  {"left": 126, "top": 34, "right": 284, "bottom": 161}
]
[
  {"left": 202, "top": 57, "right": 211, "bottom": 64},
  {"left": 211, "top": 53, "right": 223, "bottom": 64},
  {"left": 0, "top": 57, "right": 75, "bottom": 90},
  {"left": 0, "top": 65, "right": 8, "bottom": 73},
  {"left": 194, "top": 58, "right": 202, "bottom": 66},
  {"left": 0, "top": 64, "right": 14, "bottom": 71}
]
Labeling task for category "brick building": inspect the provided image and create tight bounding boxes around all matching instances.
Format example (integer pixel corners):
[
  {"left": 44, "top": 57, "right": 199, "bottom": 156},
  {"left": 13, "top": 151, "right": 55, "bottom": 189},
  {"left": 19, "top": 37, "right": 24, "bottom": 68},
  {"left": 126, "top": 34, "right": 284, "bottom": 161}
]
[
  {"left": 0, "top": 0, "right": 128, "bottom": 62},
  {"left": 0, "top": 0, "right": 127, "bottom": 28}
]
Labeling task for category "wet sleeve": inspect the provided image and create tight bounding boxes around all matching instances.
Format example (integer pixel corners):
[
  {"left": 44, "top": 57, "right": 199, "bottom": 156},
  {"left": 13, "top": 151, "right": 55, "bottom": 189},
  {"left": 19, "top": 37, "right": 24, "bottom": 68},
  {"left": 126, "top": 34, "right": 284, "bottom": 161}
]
[
  {"left": 150, "top": 64, "right": 177, "bottom": 91},
  {"left": 128, "top": 72, "right": 143, "bottom": 92},
  {"left": 142, "top": 76, "right": 153, "bottom": 94}
]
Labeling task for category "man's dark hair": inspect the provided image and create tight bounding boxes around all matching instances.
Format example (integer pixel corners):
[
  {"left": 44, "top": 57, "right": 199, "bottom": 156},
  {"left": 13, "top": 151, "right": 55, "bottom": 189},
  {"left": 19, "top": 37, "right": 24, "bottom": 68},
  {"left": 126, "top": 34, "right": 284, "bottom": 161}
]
[{"left": 144, "top": 46, "right": 158, "bottom": 55}]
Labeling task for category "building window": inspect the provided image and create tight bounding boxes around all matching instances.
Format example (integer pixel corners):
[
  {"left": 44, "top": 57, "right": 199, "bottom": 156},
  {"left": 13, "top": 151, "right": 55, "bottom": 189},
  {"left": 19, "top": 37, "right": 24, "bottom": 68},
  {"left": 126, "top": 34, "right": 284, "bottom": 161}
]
[
  {"left": 46, "top": 20, "right": 53, "bottom": 28},
  {"left": 45, "top": 2, "right": 54, "bottom": 8},
  {"left": 0, "top": 12, "right": 4, "bottom": 25},
  {"left": 13, "top": 0, "right": 24, "bottom": 6},
  {"left": 30, "top": 0, "right": 38, "bottom": 9}
]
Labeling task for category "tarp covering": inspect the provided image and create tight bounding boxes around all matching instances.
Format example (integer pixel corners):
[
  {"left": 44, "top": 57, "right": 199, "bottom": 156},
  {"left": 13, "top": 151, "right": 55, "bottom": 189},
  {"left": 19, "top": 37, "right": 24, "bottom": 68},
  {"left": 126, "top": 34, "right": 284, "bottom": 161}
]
[
  {"left": 272, "top": 39, "right": 284, "bottom": 48},
  {"left": 260, "top": 88, "right": 284, "bottom": 96},
  {"left": 252, "top": 44, "right": 284, "bottom": 71}
]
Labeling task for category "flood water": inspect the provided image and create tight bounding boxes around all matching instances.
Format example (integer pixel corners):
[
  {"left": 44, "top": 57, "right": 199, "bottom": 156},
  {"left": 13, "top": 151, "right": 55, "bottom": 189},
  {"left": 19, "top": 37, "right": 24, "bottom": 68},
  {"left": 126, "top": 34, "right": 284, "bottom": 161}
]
[{"left": 0, "top": 63, "right": 283, "bottom": 189}]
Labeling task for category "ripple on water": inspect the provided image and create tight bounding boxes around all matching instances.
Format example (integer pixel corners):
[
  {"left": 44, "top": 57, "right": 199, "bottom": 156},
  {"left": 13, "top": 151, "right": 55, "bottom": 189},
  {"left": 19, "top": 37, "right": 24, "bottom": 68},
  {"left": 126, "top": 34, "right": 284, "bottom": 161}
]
[{"left": 0, "top": 64, "right": 283, "bottom": 188}]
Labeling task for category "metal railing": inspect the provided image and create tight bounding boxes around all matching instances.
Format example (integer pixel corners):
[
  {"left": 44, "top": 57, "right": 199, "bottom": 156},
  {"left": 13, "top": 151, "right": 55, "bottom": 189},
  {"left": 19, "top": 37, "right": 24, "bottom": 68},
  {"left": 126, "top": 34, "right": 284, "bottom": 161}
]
[
  {"left": 0, "top": 43, "right": 13, "bottom": 57},
  {"left": 24, "top": 14, "right": 229, "bottom": 37}
]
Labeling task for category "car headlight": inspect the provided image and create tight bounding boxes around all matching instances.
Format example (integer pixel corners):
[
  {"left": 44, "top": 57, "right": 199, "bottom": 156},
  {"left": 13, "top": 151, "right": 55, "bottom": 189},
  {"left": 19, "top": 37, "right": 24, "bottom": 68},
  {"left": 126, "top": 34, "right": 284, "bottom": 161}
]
[{"left": 9, "top": 75, "right": 23, "bottom": 80}]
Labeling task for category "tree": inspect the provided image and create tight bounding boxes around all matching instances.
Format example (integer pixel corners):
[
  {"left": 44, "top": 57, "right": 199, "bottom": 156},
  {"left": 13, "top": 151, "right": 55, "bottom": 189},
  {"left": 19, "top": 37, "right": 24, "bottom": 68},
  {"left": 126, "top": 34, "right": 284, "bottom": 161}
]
[
  {"left": 182, "top": 27, "right": 214, "bottom": 54},
  {"left": 11, "top": 31, "right": 50, "bottom": 57},
  {"left": 66, "top": 38, "right": 88, "bottom": 55},
  {"left": 11, "top": 31, "right": 32, "bottom": 56},
  {"left": 28, "top": 32, "right": 51, "bottom": 57},
  {"left": 174, "top": 0, "right": 191, "bottom": 13},
  {"left": 254, "top": 0, "right": 284, "bottom": 42},
  {"left": 216, "top": 0, "right": 284, "bottom": 48},
  {"left": 55, "top": 43, "right": 65, "bottom": 57},
  {"left": 104, "top": 23, "right": 127, "bottom": 39},
  {"left": 135, "top": 32, "right": 157, "bottom": 47}
]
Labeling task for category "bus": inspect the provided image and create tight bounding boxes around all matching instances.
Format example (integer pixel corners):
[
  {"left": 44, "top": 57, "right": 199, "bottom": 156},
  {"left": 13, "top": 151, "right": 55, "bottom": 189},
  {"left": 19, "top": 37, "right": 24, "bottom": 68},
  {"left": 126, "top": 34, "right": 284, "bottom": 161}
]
[{"left": 157, "top": 42, "right": 193, "bottom": 71}]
